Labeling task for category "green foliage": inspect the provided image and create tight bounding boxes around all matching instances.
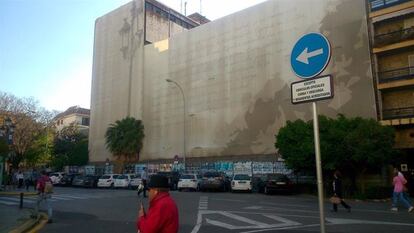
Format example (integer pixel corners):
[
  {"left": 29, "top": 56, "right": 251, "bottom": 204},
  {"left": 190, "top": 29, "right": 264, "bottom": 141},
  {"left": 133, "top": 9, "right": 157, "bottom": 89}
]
[
  {"left": 275, "top": 114, "right": 396, "bottom": 183},
  {"left": 0, "top": 138, "right": 9, "bottom": 157},
  {"left": 105, "top": 117, "right": 145, "bottom": 162},
  {"left": 51, "top": 124, "right": 88, "bottom": 170}
]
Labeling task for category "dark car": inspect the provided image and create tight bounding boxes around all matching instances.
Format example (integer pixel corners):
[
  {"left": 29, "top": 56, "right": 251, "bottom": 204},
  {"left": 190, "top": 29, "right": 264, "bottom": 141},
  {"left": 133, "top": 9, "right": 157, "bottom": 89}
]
[
  {"left": 72, "top": 175, "right": 86, "bottom": 187},
  {"left": 60, "top": 174, "right": 80, "bottom": 186},
  {"left": 83, "top": 175, "right": 100, "bottom": 188},
  {"left": 259, "top": 173, "right": 294, "bottom": 194},
  {"left": 156, "top": 171, "right": 180, "bottom": 190},
  {"left": 199, "top": 171, "right": 227, "bottom": 192}
]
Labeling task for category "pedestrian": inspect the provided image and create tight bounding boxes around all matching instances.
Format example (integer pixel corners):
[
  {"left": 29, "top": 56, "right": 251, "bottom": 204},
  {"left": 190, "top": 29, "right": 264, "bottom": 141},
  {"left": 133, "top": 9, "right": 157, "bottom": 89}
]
[
  {"left": 396, "top": 169, "right": 412, "bottom": 205},
  {"left": 331, "top": 170, "right": 351, "bottom": 213},
  {"left": 138, "top": 167, "right": 148, "bottom": 198},
  {"left": 32, "top": 169, "right": 40, "bottom": 191},
  {"left": 391, "top": 168, "right": 413, "bottom": 212},
  {"left": 136, "top": 174, "right": 179, "bottom": 233},
  {"left": 24, "top": 170, "right": 33, "bottom": 191},
  {"left": 17, "top": 170, "right": 24, "bottom": 189},
  {"left": 34, "top": 170, "right": 53, "bottom": 223},
  {"left": 12, "top": 170, "right": 18, "bottom": 190}
]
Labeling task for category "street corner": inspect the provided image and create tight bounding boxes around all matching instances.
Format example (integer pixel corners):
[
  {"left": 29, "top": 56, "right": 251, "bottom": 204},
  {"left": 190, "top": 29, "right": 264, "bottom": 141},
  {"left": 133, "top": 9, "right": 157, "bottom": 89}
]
[{"left": 9, "top": 211, "right": 48, "bottom": 233}]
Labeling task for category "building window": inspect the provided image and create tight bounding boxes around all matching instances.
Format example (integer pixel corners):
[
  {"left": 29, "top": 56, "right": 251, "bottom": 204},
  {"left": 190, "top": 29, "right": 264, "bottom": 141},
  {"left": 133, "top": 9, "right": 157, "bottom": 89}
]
[{"left": 82, "top": 117, "right": 90, "bottom": 126}]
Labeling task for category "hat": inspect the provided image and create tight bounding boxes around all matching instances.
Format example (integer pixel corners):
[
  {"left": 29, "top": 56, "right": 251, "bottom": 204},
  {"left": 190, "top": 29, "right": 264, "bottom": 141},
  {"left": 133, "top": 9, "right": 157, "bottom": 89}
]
[{"left": 147, "top": 175, "right": 170, "bottom": 189}]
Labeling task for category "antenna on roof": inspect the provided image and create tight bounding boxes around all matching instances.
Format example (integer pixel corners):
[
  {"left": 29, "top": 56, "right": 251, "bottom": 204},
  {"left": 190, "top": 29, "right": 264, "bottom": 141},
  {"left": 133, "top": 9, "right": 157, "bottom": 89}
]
[
  {"left": 184, "top": 1, "right": 187, "bottom": 16},
  {"left": 180, "top": 0, "right": 183, "bottom": 14}
]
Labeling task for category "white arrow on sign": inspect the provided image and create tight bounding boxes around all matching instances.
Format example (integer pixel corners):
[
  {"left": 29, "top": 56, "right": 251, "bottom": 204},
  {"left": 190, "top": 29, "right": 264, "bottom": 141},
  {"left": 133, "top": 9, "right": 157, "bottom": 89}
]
[{"left": 296, "top": 47, "right": 324, "bottom": 64}]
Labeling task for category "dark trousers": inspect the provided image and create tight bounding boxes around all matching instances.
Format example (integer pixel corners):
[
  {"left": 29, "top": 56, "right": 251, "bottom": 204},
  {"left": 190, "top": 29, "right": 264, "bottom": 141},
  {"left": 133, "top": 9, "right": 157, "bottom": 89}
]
[
  {"left": 18, "top": 179, "right": 24, "bottom": 188},
  {"left": 333, "top": 199, "right": 350, "bottom": 211}
]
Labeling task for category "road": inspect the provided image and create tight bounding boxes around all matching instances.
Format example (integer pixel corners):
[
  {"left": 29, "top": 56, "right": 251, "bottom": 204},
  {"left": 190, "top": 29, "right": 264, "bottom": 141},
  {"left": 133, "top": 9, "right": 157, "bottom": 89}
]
[{"left": 1, "top": 187, "right": 414, "bottom": 233}]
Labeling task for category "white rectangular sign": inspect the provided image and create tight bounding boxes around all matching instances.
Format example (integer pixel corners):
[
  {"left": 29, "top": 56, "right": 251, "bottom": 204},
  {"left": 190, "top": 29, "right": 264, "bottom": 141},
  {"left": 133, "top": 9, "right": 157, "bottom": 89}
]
[{"left": 291, "top": 75, "right": 333, "bottom": 104}]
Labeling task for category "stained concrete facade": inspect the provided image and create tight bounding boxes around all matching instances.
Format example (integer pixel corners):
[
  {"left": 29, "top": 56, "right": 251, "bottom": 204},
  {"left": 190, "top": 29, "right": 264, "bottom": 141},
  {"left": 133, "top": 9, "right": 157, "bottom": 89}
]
[{"left": 89, "top": 0, "right": 376, "bottom": 163}]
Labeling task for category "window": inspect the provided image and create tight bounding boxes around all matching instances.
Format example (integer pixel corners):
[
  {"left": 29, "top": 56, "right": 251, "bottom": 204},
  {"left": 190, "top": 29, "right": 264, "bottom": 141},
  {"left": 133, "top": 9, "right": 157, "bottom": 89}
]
[
  {"left": 82, "top": 117, "right": 90, "bottom": 126},
  {"left": 408, "top": 55, "right": 414, "bottom": 74}
]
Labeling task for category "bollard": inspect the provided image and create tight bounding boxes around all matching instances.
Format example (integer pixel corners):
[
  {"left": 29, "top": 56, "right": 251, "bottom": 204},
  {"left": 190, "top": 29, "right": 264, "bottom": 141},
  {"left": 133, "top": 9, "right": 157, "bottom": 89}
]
[{"left": 20, "top": 192, "right": 23, "bottom": 209}]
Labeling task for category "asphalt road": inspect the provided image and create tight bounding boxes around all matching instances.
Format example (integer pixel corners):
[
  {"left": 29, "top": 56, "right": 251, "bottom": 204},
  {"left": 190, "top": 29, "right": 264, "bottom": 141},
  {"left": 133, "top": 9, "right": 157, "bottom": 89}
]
[{"left": 3, "top": 187, "right": 414, "bottom": 233}]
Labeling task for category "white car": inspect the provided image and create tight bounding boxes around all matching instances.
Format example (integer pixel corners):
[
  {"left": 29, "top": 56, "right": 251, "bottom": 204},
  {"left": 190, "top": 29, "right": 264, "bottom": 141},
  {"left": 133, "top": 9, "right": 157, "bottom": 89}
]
[
  {"left": 97, "top": 174, "right": 120, "bottom": 188},
  {"left": 49, "top": 172, "right": 65, "bottom": 185},
  {"left": 129, "top": 174, "right": 142, "bottom": 189},
  {"left": 114, "top": 174, "right": 133, "bottom": 189},
  {"left": 231, "top": 174, "right": 252, "bottom": 192},
  {"left": 178, "top": 174, "right": 201, "bottom": 191}
]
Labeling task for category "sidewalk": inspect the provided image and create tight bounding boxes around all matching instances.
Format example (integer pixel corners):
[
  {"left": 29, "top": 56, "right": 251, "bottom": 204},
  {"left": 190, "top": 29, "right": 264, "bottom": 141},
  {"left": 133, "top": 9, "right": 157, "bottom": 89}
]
[
  {"left": 0, "top": 189, "right": 42, "bottom": 233},
  {"left": 0, "top": 204, "right": 32, "bottom": 233}
]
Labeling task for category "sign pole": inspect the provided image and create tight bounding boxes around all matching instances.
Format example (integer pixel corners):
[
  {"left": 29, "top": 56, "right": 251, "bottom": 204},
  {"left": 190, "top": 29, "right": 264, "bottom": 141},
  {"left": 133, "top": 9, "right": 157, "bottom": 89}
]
[{"left": 312, "top": 102, "right": 325, "bottom": 233}]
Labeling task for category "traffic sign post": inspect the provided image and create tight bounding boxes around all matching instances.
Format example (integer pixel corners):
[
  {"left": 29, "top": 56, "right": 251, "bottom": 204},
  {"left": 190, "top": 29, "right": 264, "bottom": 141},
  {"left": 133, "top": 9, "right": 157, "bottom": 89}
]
[{"left": 290, "top": 33, "right": 333, "bottom": 233}]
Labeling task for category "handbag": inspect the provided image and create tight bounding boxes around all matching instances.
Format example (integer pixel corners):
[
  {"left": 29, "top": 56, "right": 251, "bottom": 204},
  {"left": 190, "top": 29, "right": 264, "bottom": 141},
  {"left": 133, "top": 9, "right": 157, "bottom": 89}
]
[{"left": 330, "top": 196, "right": 341, "bottom": 204}]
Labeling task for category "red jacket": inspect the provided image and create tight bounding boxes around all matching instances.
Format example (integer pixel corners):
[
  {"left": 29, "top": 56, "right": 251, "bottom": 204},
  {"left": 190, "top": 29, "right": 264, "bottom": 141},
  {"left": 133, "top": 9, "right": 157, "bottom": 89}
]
[
  {"left": 137, "top": 193, "right": 179, "bottom": 233},
  {"left": 36, "top": 175, "right": 51, "bottom": 193}
]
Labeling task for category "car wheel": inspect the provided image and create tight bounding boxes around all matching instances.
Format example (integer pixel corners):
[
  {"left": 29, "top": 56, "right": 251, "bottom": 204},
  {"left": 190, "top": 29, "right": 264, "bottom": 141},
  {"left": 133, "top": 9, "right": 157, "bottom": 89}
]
[{"left": 110, "top": 183, "right": 114, "bottom": 189}]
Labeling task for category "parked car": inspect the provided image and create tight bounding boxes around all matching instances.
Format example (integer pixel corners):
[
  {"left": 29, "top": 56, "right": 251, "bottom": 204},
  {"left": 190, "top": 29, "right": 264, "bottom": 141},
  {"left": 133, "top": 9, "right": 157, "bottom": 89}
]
[
  {"left": 178, "top": 174, "right": 201, "bottom": 191},
  {"left": 60, "top": 173, "right": 80, "bottom": 186},
  {"left": 200, "top": 171, "right": 227, "bottom": 192},
  {"left": 129, "top": 174, "right": 142, "bottom": 189},
  {"left": 259, "top": 173, "right": 294, "bottom": 194},
  {"left": 49, "top": 172, "right": 65, "bottom": 185},
  {"left": 97, "top": 174, "right": 120, "bottom": 188},
  {"left": 114, "top": 174, "right": 133, "bottom": 189},
  {"left": 72, "top": 175, "right": 86, "bottom": 187},
  {"left": 83, "top": 175, "right": 100, "bottom": 188},
  {"left": 231, "top": 174, "right": 252, "bottom": 192},
  {"left": 157, "top": 171, "right": 180, "bottom": 190}
]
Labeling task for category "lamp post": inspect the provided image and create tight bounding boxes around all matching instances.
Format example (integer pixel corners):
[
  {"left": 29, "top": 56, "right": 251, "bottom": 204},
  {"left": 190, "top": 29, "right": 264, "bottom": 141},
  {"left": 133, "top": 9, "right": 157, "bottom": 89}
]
[
  {"left": 166, "top": 79, "right": 186, "bottom": 172},
  {"left": 0, "top": 117, "right": 15, "bottom": 190}
]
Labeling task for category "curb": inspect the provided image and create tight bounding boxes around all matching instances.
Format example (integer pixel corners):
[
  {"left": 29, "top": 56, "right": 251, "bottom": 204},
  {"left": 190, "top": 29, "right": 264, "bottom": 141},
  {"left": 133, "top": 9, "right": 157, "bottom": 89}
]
[
  {"left": 0, "top": 192, "right": 37, "bottom": 196},
  {"left": 26, "top": 213, "right": 48, "bottom": 233},
  {"left": 8, "top": 211, "right": 47, "bottom": 233}
]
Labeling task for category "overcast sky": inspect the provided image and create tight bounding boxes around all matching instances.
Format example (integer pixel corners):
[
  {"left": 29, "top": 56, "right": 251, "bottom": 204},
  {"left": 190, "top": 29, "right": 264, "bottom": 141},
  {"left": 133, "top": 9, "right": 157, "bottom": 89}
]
[{"left": 0, "top": 0, "right": 267, "bottom": 111}]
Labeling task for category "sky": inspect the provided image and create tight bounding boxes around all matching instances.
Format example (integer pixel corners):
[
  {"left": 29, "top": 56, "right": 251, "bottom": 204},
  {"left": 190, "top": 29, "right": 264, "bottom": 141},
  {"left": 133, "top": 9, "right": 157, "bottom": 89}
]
[{"left": 0, "top": 0, "right": 267, "bottom": 112}]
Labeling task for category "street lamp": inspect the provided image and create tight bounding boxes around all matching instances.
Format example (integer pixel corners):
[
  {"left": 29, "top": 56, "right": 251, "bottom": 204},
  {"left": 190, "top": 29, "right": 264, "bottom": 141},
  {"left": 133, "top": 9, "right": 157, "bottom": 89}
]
[{"left": 166, "top": 79, "right": 186, "bottom": 172}]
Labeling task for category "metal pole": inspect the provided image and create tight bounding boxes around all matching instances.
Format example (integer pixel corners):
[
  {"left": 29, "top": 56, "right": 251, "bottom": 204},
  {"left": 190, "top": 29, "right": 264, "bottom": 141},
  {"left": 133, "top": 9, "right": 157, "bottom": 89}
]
[
  {"left": 166, "top": 79, "right": 186, "bottom": 172},
  {"left": 312, "top": 102, "right": 325, "bottom": 233},
  {"left": 20, "top": 192, "right": 23, "bottom": 209}
]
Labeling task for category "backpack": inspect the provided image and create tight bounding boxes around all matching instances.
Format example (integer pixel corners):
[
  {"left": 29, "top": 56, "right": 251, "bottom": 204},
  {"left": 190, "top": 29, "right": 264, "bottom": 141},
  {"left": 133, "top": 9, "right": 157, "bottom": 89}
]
[{"left": 44, "top": 180, "right": 54, "bottom": 194}]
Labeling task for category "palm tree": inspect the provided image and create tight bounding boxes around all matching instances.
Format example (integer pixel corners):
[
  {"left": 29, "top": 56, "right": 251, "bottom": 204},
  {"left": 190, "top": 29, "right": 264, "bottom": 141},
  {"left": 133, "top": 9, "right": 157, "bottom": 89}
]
[{"left": 105, "top": 117, "right": 145, "bottom": 170}]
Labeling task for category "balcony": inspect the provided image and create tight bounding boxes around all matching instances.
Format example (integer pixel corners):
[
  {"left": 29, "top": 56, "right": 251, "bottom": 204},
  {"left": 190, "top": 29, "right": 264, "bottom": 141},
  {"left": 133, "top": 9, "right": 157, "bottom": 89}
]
[
  {"left": 374, "top": 27, "right": 414, "bottom": 48},
  {"left": 378, "top": 66, "right": 414, "bottom": 83},
  {"left": 383, "top": 106, "right": 414, "bottom": 120}
]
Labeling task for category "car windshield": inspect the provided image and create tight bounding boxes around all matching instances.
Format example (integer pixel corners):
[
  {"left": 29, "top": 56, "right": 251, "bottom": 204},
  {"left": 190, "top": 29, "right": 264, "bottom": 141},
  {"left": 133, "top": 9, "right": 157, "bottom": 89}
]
[
  {"left": 268, "top": 174, "right": 288, "bottom": 181},
  {"left": 234, "top": 174, "right": 250, "bottom": 180},
  {"left": 132, "top": 174, "right": 140, "bottom": 179},
  {"left": 181, "top": 175, "right": 194, "bottom": 179},
  {"left": 101, "top": 175, "right": 110, "bottom": 179},
  {"left": 203, "top": 172, "right": 220, "bottom": 178},
  {"left": 118, "top": 175, "right": 127, "bottom": 179},
  {"left": 112, "top": 175, "right": 119, "bottom": 179}
]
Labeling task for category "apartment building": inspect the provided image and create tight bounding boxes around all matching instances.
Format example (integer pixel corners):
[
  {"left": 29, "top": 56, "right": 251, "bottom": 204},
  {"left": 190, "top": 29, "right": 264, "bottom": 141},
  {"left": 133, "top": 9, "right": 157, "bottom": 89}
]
[{"left": 368, "top": 0, "right": 414, "bottom": 170}]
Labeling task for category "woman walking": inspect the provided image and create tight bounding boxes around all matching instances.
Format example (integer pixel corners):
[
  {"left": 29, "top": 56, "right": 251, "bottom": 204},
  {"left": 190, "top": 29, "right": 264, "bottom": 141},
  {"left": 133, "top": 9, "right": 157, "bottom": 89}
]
[
  {"left": 332, "top": 171, "right": 351, "bottom": 212},
  {"left": 391, "top": 168, "right": 413, "bottom": 212}
]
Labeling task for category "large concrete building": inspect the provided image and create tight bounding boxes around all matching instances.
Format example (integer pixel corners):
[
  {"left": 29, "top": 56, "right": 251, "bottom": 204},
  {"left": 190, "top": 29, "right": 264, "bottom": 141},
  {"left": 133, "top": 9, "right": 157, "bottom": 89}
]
[{"left": 89, "top": 0, "right": 381, "bottom": 172}]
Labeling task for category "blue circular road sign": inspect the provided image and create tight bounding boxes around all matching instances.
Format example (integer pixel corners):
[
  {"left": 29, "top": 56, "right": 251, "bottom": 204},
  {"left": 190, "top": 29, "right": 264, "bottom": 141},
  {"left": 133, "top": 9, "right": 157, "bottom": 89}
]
[{"left": 291, "top": 33, "right": 331, "bottom": 79}]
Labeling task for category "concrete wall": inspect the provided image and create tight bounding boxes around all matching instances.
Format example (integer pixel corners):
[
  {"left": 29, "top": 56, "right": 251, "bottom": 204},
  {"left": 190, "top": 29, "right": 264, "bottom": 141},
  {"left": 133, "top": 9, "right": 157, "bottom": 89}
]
[
  {"left": 139, "top": 0, "right": 376, "bottom": 161},
  {"left": 90, "top": 0, "right": 377, "bottom": 163},
  {"left": 89, "top": 0, "right": 145, "bottom": 162}
]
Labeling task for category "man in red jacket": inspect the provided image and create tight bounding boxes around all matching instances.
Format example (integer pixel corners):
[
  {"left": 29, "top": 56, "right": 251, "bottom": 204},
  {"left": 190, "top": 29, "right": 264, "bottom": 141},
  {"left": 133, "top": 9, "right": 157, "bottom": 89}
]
[{"left": 137, "top": 174, "right": 179, "bottom": 233}]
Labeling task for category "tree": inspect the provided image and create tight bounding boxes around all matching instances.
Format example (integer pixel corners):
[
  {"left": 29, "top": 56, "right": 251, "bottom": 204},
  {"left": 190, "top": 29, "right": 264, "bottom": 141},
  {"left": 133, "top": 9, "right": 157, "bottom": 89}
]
[
  {"left": 105, "top": 117, "right": 145, "bottom": 169},
  {"left": 275, "top": 114, "right": 395, "bottom": 193},
  {"left": 0, "top": 92, "right": 57, "bottom": 168},
  {"left": 51, "top": 124, "right": 89, "bottom": 170}
]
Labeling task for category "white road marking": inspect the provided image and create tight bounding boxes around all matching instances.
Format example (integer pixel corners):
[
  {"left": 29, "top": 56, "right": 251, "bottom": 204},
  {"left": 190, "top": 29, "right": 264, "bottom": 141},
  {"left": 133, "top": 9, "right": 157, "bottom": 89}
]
[
  {"left": 211, "top": 198, "right": 246, "bottom": 203},
  {"left": 259, "top": 201, "right": 310, "bottom": 208},
  {"left": 0, "top": 200, "right": 18, "bottom": 205},
  {"left": 0, "top": 196, "right": 36, "bottom": 203},
  {"left": 191, "top": 196, "right": 209, "bottom": 233},
  {"left": 240, "top": 223, "right": 323, "bottom": 233},
  {"left": 325, "top": 218, "right": 414, "bottom": 226}
]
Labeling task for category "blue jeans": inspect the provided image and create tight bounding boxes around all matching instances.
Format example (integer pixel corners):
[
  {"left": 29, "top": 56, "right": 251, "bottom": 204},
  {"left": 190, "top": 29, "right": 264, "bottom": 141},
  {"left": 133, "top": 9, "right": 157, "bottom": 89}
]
[
  {"left": 392, "top": 192, "right": 412, "bottom": 208},
  {"left": 35, "top": 193, "right": 53, "bottom": 219}
]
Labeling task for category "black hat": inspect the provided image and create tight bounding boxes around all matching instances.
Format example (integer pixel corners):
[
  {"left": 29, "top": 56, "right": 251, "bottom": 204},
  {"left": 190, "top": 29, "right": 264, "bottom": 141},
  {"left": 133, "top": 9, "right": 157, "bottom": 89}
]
[{"left": 147, "top": 175, "right": 169, "bottom": 189}]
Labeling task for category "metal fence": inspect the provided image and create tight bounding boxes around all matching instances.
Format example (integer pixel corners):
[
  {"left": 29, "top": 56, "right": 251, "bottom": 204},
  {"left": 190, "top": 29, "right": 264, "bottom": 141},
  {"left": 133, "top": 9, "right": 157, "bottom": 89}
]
[
  {"left": 378, "top": 66, "right": 414, "bottom": 83},
  {"left": 383, "top": 106, "right": 414, "bottom": 119}
]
